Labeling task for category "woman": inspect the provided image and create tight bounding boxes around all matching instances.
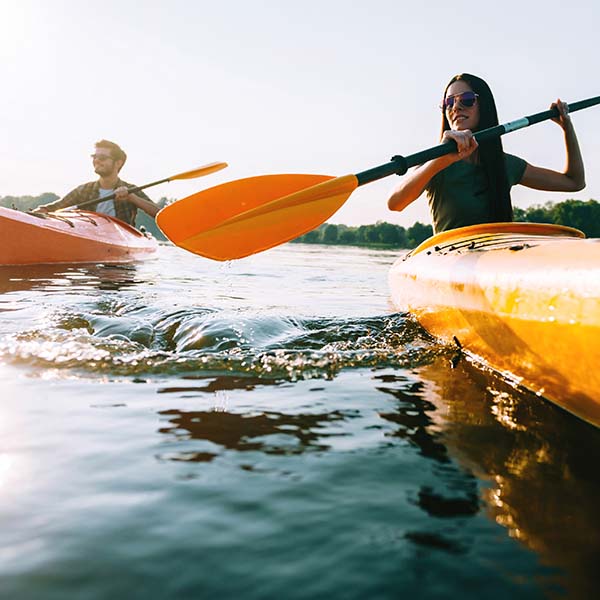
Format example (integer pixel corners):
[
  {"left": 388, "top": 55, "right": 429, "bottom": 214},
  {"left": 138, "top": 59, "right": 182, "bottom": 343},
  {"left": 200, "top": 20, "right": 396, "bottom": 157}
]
[{"left": 387, "top": 73, "right": 585, "bottom": 233}]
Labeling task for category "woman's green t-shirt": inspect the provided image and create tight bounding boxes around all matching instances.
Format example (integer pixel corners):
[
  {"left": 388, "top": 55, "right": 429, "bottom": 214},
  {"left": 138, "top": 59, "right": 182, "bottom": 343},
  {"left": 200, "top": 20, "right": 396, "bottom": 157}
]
[{"left": 426, "top": 153, "right": 527, "bottom": 233}]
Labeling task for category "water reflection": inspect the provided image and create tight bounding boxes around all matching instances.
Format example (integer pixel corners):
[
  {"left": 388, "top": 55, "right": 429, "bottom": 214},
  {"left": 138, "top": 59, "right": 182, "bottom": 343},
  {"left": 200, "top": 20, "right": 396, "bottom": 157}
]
[
  {"left": 372, "top": 371, "right": 482, "bottom": 558},
  {"left": 158, "top": 374, "right": 282, "bottom": 394},
  {"left": 375, "top": 374, "right": 452, "bottom": 464},
  {"left": 148, "top": 349, "right": 600, "bottom": 593},
  {"left": 411, "top": 355, "right": 600, "bottom": 597},
  {"left": 0, "top": 263, "right": 144, "bottom": 294},
  {"left": 157, "top": 407, "right": 349, "bottom": 461}
]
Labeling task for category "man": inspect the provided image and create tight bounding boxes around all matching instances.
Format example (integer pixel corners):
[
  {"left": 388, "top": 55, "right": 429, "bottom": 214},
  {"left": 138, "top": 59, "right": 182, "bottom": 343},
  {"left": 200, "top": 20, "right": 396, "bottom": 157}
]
[{"left": 36, "top": 140, "right": 158, "bottom": 226}]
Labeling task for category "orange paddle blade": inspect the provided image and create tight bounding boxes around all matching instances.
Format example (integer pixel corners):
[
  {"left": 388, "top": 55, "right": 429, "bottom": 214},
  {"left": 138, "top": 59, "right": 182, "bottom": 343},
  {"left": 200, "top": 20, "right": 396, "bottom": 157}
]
[
  {"left": 170, "top": 162, "right": 228, "bottom": 180},
  {"left": 157, "top": 174, "right": 358, "bottom": 261}
]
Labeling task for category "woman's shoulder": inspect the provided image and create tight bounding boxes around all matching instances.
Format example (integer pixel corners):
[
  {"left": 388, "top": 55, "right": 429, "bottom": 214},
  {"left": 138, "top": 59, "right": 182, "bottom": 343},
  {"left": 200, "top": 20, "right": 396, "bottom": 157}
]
[
  {"left": 504, "top": 152, "right": 525, "bottom": 162},
  {"left": 503, "top": 153, "right": 528, "bottom": 185}
]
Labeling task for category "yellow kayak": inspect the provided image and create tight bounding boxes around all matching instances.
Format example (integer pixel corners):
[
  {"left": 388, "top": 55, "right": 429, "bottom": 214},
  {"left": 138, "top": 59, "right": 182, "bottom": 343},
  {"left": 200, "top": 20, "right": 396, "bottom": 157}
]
[{"left": 389, "top": 222, "right": 600, "bottom": 427}]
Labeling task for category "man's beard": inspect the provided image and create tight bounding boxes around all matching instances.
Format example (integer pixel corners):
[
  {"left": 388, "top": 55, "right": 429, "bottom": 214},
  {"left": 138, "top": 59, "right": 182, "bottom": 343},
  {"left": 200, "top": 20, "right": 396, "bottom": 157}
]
[{"left": 95, "top": 165, "right": 113, "bottom": 177}]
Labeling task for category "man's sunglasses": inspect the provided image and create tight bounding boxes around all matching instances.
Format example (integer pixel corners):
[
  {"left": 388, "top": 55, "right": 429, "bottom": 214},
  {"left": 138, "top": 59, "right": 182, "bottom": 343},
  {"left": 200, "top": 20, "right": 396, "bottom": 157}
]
[
  {"left": 441, "top": 91, "right": 479, "bottom": 111},
  {"left": 91, "top": 153, "right": 113, "bottom": 161}
]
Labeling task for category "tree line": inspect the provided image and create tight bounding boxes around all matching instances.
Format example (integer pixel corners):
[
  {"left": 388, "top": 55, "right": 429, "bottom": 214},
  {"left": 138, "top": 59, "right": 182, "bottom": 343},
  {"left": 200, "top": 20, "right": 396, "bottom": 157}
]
[
  {"left": 291, "top": 221, "right": 434, "bottom": 249},
  {"left": 1, "top": 193, "right": 598, "bottom": 248},
  {"left": 293, "top": 198, "right": 600, "bottom": 249},
  {"left": 513, "top": 199, "right": 600, "bottom": 237}
]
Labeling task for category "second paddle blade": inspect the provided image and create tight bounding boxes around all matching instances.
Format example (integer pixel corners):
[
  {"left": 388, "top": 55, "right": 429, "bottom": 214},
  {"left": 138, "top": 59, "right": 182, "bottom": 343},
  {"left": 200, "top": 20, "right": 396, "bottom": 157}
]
[
  {"left": 171, "top": 161, "right": 228, "bottom": 180},
  {"left": 157, "top": 173, "right": 358, "bottom": 260}
]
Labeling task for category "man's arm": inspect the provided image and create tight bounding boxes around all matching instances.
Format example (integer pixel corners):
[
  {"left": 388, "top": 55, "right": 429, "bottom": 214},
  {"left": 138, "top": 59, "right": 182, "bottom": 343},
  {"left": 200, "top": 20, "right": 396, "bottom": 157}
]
[
  {"left": 33, "top": 186, "right": 84, "bottom": 213},
  {"left": 114, "top": 187, "right": 159, "bottom": 218}
]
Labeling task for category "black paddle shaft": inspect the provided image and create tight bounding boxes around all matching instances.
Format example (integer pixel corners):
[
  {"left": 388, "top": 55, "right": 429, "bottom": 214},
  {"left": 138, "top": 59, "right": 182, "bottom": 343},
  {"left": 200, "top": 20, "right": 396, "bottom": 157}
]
[
  {"left": 75, "top": 175, "right": 173, "bottom": 209},
  {"left": 355, "top": 95, "right": 600, "bottom": 186}
]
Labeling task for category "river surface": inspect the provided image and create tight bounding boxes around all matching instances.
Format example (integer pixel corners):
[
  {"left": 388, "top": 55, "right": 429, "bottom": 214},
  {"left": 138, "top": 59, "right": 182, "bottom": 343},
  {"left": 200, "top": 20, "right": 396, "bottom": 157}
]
[{"left": 0, "top": 242, "right": 598, "bottom": 599}]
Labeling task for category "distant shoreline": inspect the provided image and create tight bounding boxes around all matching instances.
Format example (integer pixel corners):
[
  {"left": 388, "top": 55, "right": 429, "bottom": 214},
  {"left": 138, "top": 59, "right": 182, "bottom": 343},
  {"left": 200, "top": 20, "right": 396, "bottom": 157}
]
[
  {"left": 2, "top": 194, "right": 598, "bottom": 247},
  {"left": 289, "top": 197, "right": 599, "bottom": 248}
]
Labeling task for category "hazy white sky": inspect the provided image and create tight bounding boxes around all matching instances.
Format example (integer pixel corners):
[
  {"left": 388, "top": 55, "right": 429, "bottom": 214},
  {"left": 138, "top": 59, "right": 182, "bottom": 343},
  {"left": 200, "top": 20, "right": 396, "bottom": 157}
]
[{"left": 1, "top": 0, "right": 598, "bottom": 226}]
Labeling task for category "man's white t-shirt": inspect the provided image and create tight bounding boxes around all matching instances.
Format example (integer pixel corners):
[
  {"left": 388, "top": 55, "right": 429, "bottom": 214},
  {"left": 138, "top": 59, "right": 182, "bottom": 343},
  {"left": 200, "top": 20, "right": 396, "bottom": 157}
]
[{"left": 95, "top": 188, "right": 116, "bottom": 217}]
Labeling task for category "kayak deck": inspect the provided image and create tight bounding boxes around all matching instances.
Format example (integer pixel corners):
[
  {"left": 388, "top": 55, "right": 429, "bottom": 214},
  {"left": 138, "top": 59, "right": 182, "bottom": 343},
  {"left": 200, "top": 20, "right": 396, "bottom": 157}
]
[
  {"left": 1, "top": 207, "right": 157, "bottom": 266},
  {"left": 389, "top": 222, "right": 600, "bottom": 427}
]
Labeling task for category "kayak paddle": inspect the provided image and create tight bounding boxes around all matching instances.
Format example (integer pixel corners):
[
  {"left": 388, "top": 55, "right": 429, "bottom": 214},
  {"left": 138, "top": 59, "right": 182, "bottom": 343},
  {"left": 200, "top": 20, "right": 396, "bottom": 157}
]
[
  {"left": 157, "top": 96, "right": 600, "bottom": 261},
  {"left": 73, "top": 161, "right": 228, "bottom": 210}
]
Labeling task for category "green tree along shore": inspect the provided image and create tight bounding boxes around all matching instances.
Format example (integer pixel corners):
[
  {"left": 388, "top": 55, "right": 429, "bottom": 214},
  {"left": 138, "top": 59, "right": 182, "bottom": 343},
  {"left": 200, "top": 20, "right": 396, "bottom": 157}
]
[
  {"left": 293, "top": 198, "right": 600, "bottom": 249},
  {"left": 1, "top": 194, "right": 598, "bottom": 249}
]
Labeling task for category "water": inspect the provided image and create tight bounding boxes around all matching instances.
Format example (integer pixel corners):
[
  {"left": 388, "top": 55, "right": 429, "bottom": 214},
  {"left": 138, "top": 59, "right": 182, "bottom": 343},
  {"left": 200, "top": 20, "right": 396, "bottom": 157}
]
[{"left": 0, "top": 243, "right": 598, "bottom": 599}]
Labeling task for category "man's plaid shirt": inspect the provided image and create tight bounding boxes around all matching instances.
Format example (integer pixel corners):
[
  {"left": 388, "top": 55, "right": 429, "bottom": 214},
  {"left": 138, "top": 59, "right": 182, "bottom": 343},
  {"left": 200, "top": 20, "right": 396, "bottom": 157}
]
[{"left": 43, "top": 179, "right": 154, "bottom": 226}]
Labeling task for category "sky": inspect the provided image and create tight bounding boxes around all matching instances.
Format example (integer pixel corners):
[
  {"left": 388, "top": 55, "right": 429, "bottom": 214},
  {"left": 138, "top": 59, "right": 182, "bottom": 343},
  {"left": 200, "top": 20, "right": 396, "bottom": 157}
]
[{"left": 1, "top": 0, "right": 598, "bottom": 227}]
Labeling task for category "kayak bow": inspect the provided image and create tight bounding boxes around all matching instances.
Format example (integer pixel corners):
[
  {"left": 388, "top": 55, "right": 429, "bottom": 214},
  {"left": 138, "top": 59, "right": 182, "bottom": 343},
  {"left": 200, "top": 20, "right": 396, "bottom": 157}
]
[
  {"left": 0, "top": 207, "right": 157, "bottom": 266},
  {"left": 389, "top": 222, "right": 600, "bottom": 427}
]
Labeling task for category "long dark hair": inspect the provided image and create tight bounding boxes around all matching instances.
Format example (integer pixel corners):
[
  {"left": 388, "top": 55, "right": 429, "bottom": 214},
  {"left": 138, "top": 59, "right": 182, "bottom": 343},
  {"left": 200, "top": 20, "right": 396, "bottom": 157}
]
[{"left": 430, "top": 73, "right": 512, "bottom": 222}]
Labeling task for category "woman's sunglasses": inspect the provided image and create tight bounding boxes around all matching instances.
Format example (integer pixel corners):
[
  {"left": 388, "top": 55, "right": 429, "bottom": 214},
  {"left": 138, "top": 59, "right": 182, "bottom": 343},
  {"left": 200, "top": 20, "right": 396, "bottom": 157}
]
[{"left": 441, "top": 91, "right": 479, "bottom": 111}]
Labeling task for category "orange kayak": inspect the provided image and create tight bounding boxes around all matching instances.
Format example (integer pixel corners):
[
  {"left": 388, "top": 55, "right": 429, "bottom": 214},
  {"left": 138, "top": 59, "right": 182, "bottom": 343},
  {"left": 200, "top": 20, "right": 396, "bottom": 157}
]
[
  {"left": 389, "top": 222, "right": 600, "bottom": 427},
  {"left": 0, "top": 207, "right": 158, "bottom": 266}
]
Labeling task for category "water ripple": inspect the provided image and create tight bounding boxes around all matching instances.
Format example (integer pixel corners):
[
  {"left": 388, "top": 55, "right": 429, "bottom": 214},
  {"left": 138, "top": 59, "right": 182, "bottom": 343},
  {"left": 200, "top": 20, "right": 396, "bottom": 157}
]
[{"left": 0, "top": 302, "right": 443, "bottom": 380}]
